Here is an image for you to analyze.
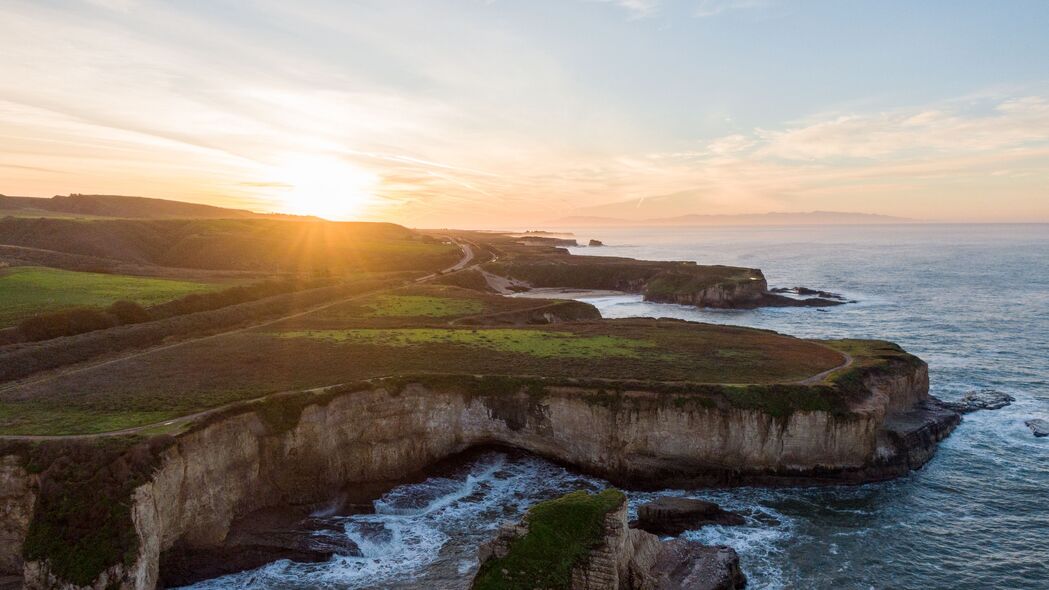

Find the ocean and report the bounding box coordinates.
[183,223,1049,590]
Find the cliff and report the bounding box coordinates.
[1,354,957,588]
[472,489,745,590]
[485,254,842,309]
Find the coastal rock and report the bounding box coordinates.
[159,514,360,587]
[769,286,847,300]
[12,358,951,589]
[644,274,847,310]
[588,239,605,247]
[940,390,1015,413]
[1025,419,1049,438]
[650,539,746,590]
[473,490,744,590]
[634,497,745,536]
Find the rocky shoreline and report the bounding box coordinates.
[473,490,746,590]
[0,347,961,589]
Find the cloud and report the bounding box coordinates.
[694,0,774,18]
[753,97,1049,160]
[588,0,660,18]
[569,95,1049,221]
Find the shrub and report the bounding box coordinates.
[107,300,151,325]
[18,307,117,342]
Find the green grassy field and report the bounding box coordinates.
[0,266,228,326]
[0,312,846,434]
[362,294,485,317]
[280,328,657,358]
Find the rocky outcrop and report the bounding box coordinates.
[8,356,954,588]
[650,540,746,590]
[634,497,745,536]
[474,490,744,590]
[588,240,605,247]
[645,276,770,308]
[940,390,1015,413]
[643,274,845,309]
[1025,419,1049,438]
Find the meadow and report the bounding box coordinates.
[0,266,226,326]
[0,284,848,435]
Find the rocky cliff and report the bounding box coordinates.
[643,275,770,308]
[0,457,34,580]
[3,356,957,589]
[472,489,745,590]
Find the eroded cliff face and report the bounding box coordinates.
[15,360,952,589]
[0,456,34,578]
[644,277,769,309]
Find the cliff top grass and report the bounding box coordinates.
[484,253,761,293]
[0,314,847,435]
[472,489,625,590]
[278,328,657,359]
[468,231,761,293]
[0,266,229,327]
[269,284,598,329]
[361,294,485,317]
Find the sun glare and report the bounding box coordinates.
[276,156,378,220]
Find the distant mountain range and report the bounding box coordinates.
[552,211,917,227]
[0,194,307,220]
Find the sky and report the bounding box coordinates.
[1,0,1048,226]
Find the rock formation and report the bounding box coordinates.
[0,352,957,589]
[634,497,745,536]
[1025,419,1049,438]
[940,390,1015,413]
[472,490,745,590]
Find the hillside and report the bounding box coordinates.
[0,217,458,274]
[0,194,303,220]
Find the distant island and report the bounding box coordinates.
[553,211,917,227]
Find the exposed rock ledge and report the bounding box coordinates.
[1,360,958,589]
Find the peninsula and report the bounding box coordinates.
[0,200,959,589]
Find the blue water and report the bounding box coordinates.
[185,224,1049,590]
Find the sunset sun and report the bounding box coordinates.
[276,156,378,220]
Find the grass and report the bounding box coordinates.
[278,328,657,359]
[0,317,850,435]
[273,284,600,328]
[0,266,225,326]
[362,294,484,318]
[473,489,625,590]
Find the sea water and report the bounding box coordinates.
[183,224,1049,589]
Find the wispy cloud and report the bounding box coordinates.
[587,0,660,18]
[2,1,1048,224]
[694,0,775,18]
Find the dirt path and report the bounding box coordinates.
[797,346,854,385]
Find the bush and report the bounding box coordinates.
[18,308,118,342]
[107,300,151,325]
